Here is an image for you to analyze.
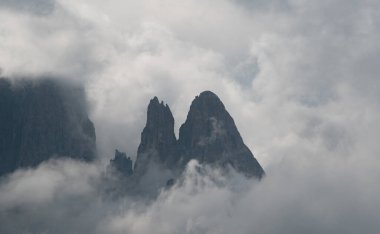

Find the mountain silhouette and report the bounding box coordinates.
[0,78,96,176]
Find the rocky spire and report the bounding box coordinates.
[109,150,133,176]
[178,91,264,178]
[133,97,178,175]
[129,90,264,185]
[0,78,96,176]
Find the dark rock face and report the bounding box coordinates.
[133,97,178,176]
[109,150,133,176]
[0,78,96,176]
[133,90,264,183]
[178,91,264,178]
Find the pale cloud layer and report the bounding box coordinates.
[0,0,379,233]
[1,157,379,233]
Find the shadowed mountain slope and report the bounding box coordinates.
[0,78,96,176]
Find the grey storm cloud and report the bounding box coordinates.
[0,0,380,233]
[0,0,55,15]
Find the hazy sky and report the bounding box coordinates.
[0,0,380,233]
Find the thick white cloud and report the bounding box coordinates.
[0,0,380,233]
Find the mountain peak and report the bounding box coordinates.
[193,90,225,109]
[109,150,133,176]
[151,96,159,103]
[179,90,264,178]
[133,91,264,186]
[199,90,218,97]
[134,96,177,175]
[183,91,229,128]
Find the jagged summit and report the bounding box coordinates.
[132,91,264,182]
[109,150,133,176]
[134,96,178,175]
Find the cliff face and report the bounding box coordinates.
[132,91,264,184]
[178,91,264,178]
[0,78,96,176]
[133,97,178,176]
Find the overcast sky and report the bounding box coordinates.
[0,0,380,233]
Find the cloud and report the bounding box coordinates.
[1,157,379,234]
[1,0,380,233]
[0,0,55,15]
[0,159,102,234]
[101,155,380,234]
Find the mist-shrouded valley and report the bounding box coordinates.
[1,0,380,234]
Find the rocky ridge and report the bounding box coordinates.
[110,91,265,192]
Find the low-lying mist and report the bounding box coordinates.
[1,149,379,234]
